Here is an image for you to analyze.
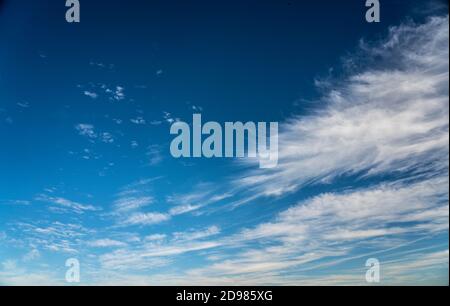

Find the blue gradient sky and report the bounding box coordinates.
[0,0,448,285]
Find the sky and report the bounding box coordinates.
[0,0,448,285]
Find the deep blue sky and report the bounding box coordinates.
[0,0,436,197]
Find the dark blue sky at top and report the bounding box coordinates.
[1,0,429,117]
[0,0,445,205]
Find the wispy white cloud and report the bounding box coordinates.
[75,124,115,144]
[123,212,170,226]
[146,145,163,166]
[100,132,114,143]
[173,226,220,242]
[22,248,40,261]
[83,91,98,99]
[16,102,30,108]
[89,61,114,70]
[79,83,126,101]
[11,221,94,254]
[145,234,167,242]
[162,111,179,124]
[111,86,125,101]
[109,178,171,228]
[87,239,127,248]
[236,15,449,199]
[99,240,220,271]
[167,185,234,216]
[0,259,61,286]
[113,196,154,212]
[178,177,447,282]
[35,194,99,214]
[130,117,146,125]
[0,199,31,206]
[75,123,97,139]
[131,140,139,148]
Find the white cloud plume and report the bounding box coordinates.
[22,249,40,261]
[237,15,449,198]
[75,124,115,144]
[35,194,99,214]
[113,196,154,212]
[88,239,127,248]
[130,117,146,125]
[123,212,170,226]
[83,91,98,99]
[173,226,220,241]
[75,123,97,139]
[11,221,94,254]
